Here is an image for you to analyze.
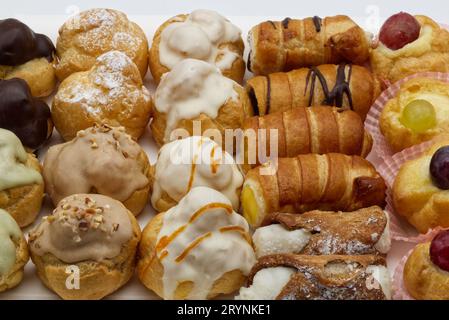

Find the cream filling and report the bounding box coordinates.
[366,265,392,300]
[374,213,391,254]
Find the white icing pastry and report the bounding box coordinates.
[154,58,238,143]
[366,265,392,300]
[156,186,255,300]
[235,267,295,300]
[151,136,243,210]
[159,10,241,72]
[0,209,21,276]
[0,129,42,191]
[252,224,311,258]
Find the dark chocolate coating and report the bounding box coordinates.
[0,78,51,149]
[0,18,55,66]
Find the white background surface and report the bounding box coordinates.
[1,0,441,300]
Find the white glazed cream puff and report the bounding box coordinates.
[29,194,141,300]
[44,125,151,216]
[0,209,29,293]
[150,136,243,213]
[149,9,245,84]
[137,187,256,300]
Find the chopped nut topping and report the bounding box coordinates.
[78,220,89,231]
[112,223,119,232]
[73,235,82,243]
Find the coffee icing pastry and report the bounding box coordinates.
[29,194,141,300]
[237,254,391,300]
[44,125,150,216]
[253,206,390,258]
[137,187,256,300]
[55,8,148,81]
[151,58,252,147]
[149,9,245,84]
[150,136,243,212]
[0,129,44,227]
[0,78,52,151]
[0,209,29,293]
[0,18,56,97]
[52,50,151,141]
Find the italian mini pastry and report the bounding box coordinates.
[237,254,391,300]
[404,229,449,299]
[248,15,371,76]
[242,153,386,227]
[0,78,52,151]
[151,58,252,146]
[253,206,390,258]
[0,209,29,293]
[393,138,449,233]
[52,50,151,141]
[150,136,243,212]
[380,77,449,152]
[44,125,150,216]
[149,9,245,84]
[241,106,372,170]
[55,8,148,81]
[29,194,141,300]
[0,18,56,97]
[137,187,256,300]
[0,129,44,227]
[371,12,449,85]
[246,64,380,120]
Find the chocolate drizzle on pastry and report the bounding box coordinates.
[0,78,51,150]
[268,20,277,29]
[0,18,55,66]
[304,63,353,109]
[312,16,322,32]
[282,18,291,29]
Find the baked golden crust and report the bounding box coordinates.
[149,14,245,84]
[371,15,449,85]
[380,77,449,152]
[0,232,29,293]
[30,209,141,300]
[404,242,449,300]
[0,153,44,228]
[55,8,148,81]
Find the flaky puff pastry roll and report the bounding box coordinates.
[241,153,386,227]
[246,64,380,120]
[248,16,371,76]
[236,254,391,300]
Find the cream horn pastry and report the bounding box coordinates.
[253,206,391,258]
[246,64,380,120]
[150,136,243,212]
[241,106,372,171]
[242,153,386,227]
[248,15,371,76]
[151,58,252,147]
[236,254,391,300]
[44,124,151,216]
[149,9,245,84]
[137,187,256,300]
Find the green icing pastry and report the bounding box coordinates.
[0,209,21,276]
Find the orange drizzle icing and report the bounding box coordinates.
[186,155,197,193]
[210,145,220,174]
[156,225,187,252]
[175,232,212,263]
[189,202,232,223]
[220,226,252,244]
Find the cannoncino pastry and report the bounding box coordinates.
[393,137,449,233]
[403,229,449,300]
[137,187,256,300]
[150,136,243,213]
[0,78,52,151]
[237,254,391,300]
[0,129,44,227]
[151,58,252,147]
[248,15,371,75]
[0,209,29,293]
[0,18,56,97]
[242,153,386,228]
[380,77,449,152]
[371,13,449,85]
[52,50,151,141]
[149,9,245,84]
[44,125,151,216]
[29,194,141,300]
[55,8,148,81]
[253,206,391,258]
[246,64,380,120]
[241,106,372,171]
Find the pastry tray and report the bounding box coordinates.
[0,13,415,300]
